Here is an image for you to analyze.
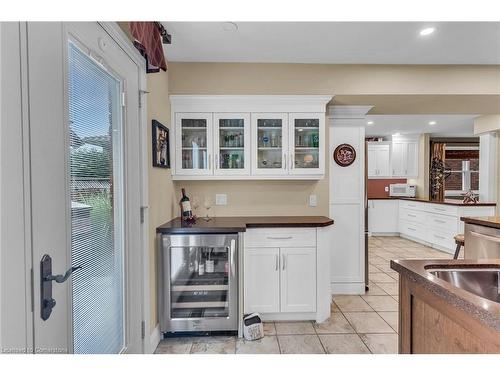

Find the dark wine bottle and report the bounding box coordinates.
[180,188,192,219]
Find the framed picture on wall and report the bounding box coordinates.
[152,120,170,168]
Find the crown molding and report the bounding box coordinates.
[327,105,373,119]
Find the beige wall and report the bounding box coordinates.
[147,71,175,330]
[497,133,500,214]
[169,62,500,213]
[474,115,500,134]
[118,23,175,331]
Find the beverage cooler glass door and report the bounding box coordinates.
[160,234,238,333]
[175,113,213,175]
[251,113,288,175]
[214,113,250,176]
[289,113,323,174]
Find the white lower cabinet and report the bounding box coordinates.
[243,228,320,319]
[244,246,316,314]
[243,248,280,313]
[280,247,316,313]
[368,199,399,234]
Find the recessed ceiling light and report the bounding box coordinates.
[419,27,435,36]
[222,22,238,32]
[367,121,374,125]
[428,121,437,125]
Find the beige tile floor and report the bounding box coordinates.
[155,236,457,354]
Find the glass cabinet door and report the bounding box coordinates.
[169,245,230,319]
[175,113,213,175]
[252,113,288,175]
[214,113,250,175]
[289,114,323,174]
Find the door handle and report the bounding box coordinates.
[282,254,286,270]
[275,254,279,271]
[40,254,82,321]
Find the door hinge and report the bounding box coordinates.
[138,90,149,109]
[141,321,146,339]
[140,206,148,224]
[121,92,126,107]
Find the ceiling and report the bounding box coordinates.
[364,115,477,137]
[163,22,500,64]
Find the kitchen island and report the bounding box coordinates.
[391,259,500,353]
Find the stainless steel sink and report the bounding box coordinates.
[428,268,500,303]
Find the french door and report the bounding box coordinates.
[28,22,143,353]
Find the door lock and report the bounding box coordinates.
[40,254,82,321]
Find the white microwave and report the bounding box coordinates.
[389,183,416,197]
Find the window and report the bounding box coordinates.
[444,146,479,198]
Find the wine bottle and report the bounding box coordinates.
[180,188,193,219]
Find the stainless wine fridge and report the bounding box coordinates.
[158,233,239,334]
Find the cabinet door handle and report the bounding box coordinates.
[434,219,446,224]
[208,154,212,170]
[282,254,286,270]
[283,153,287,170]
[275,254,279,271]
[408,214,417,218]
[215,154,219,170]
[266,236,293,240]
[290,153,293,169]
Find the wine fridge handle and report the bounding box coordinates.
[230,240,236,278]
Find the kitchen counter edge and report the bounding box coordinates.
[156,216,334,234]
[461,216,500,230]
[368,197,496,207]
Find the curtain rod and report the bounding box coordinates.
[154,22,172,44]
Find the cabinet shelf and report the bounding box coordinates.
[220,147,244,150]
[258,147,282,150]
[182,147,207,150]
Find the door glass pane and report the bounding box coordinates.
[294,118,319,169]
[218,118,245,170]
[68,42,124,354]
[181,119,208,169]
[170,246,229,318]
[257,119,283,169]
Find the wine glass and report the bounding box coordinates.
[203,196,212,221]
[191,195,200,217]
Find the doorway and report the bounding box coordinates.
[4,22,146,354]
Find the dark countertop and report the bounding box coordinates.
[156,216,334,234]
[368,196,496,207]
[461,216,500,230]
[391,259,500,332]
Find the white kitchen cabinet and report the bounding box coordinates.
[213,113,251,176]
[280,247,316,312]
[392,140,418,177]
[170,95,332,180]
[368,199,399,234]
[367,142,391,178]
[174,113,213,176]
[288,113,325,176]
[244,247,280,313]
[243,228,326,320]
[251,113,289,176]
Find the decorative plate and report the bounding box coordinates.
[333,144,356,167]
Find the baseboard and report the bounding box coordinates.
[371,232,399,236]
[331,282,365,295]
[149,324,161,354]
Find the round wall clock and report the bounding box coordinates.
[333,144,356,167]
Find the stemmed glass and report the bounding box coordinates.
[191,195,200,217]
[203,196,212,221]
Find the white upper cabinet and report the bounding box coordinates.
[170,95,331,180]
[367,142,391,178]
[367,136,419,179]
[392,139,419,178]
[213,113,251,176]
[289,113,325,175]
[174,113,213,176]
[251,113,289,176]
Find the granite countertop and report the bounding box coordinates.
[391,259,500,331]
[368,196,497,207]
[461,216,500,230]
[156,216,334,234]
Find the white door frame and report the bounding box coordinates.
[0,21,151,354]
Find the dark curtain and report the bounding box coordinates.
[429,142,447,201]
[129,22,167,73]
